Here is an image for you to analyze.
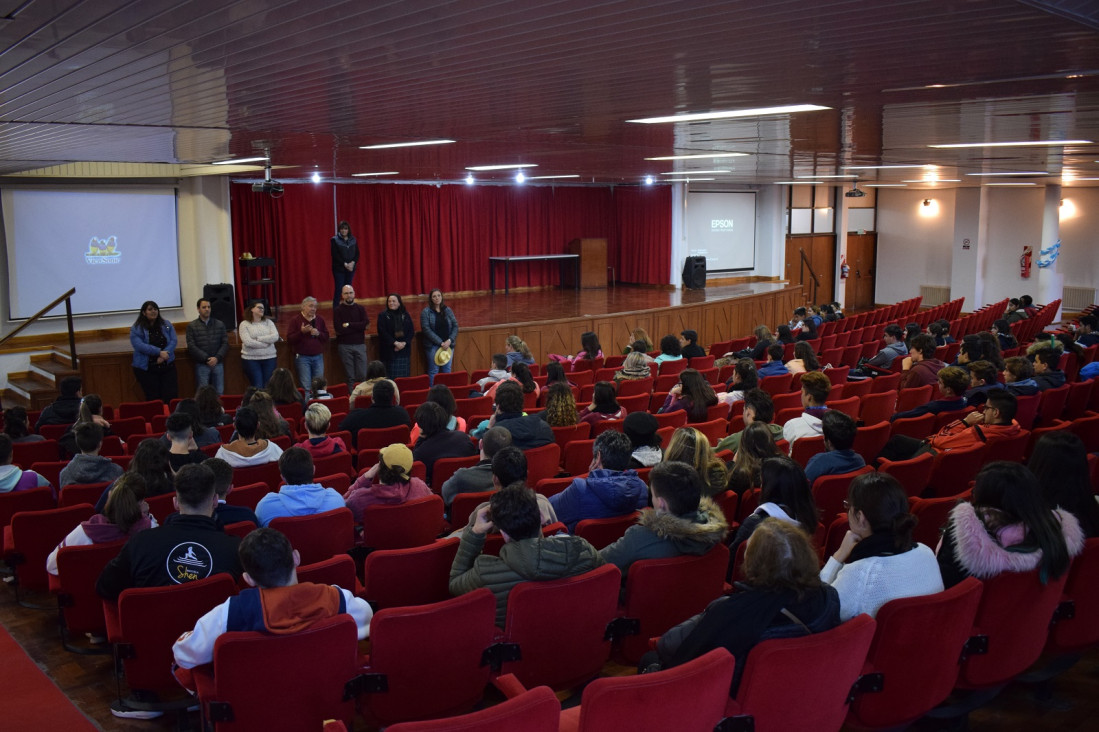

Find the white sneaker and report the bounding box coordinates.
[110,699,163,719]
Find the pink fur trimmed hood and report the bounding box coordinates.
[946,502,1086,579]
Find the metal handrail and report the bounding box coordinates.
[0,288,79,369]
[798,250,821,304]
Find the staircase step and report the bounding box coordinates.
[0,390,31,409]
[30,352,79,382]
[6,372,59,410]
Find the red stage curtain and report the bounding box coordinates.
[230,182,670,307]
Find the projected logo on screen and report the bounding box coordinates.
[711,219,735,231]
[84,236,121,264]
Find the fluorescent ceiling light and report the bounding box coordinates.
[929,140,1091,149]
[351,171,399,177]
[527,174,580,180]
[842,164,935,170]
[661,169,730,175]
[627,104,830,124]
[1071,177,1099,181]
[901,179,961,183]
[663,177,716,181]
[985,182,1037,186]
[211,156,268,165]
[966,171,1049,177]
[360,139,455,149]
[776,181,825,185]
[645,153,748,161]
[795,174,858,179]
[465,163,538,171]
[863,184,907,187]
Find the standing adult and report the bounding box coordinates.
[377,293,415,379]
[420,289,458,385]
[333,284,369,388]
[130,300,178,403]
[185,298,228,395]
[238,300,280,388]
[330,220,358,310]
[286,296,329,400]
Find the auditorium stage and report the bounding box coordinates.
[77,282,803,406]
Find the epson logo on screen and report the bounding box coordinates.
[711,219,735,230]
[85,236,122,264]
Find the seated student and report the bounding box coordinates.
[1020,294,1039,318]
[549,431,649,532]
[172,527,372,675]
[804,411,865,487]
[254,448,345,527]
[310,376,334,400]
[450,445,558,530]
[865,324,908,371]
[796,316,818,342]
[775,325,795,345]
[664,427,727,498]
[781,371,831,447]
[716,359,759,407]
[409,384,467,442]
[937,461,1084,589]
[412,402,478,485]
[898,333,946,389]
[1032,346,1066,391]
[788,306,807,331]
[449,482,604,625]
[59,422,125,488]
[892,366,969,421]
[729,457,818,562]
[660,369,719,423]
[877,388,1022,463]
[548,330,604,368]
[1002,356,1040,396]
[615,351,654,383]
[342,443,431,524]
[163,399,221,448]
[47,473,156,575]
[786,342,820,374]
[928,321,949,347]
[1030,432,1099,539]
[349,360,392,409]
[247,390,294,440]
[164,412,207,472]
[1076,314,1099,348]
[1003,297,1028,323]
[441,427,511,509]
[4,406,44,444]
[820,473,943,620]
[717,388,781,455]
[623,411,662,468]
[653,334,684,365]
[482,362,539,404]
[724,422,785,496]
[963,360,1001,408]
[579,381,628,426]
[475,353,511,393]
[0,434,50,495]
[647,519,839,696]
[266,367,307,410]
[339,379,411,440]
[679,330,707,360]
[481,381,554,449]
[295,403,347,459]
[204,457,260,528]
[990,319,1018,351]
[35,375,82,433]
[214,407,284,468]
[537,382,579,427]
[504,335,537,369]
[757,344,790,378]
[600,461,727,579]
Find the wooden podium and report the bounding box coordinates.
[564,238,607,289]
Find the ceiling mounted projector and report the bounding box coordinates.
[251,155,283,196]
[845,183,866,198]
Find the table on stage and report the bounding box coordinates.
[489,254,580,294]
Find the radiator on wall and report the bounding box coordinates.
[1062,286,1096,313]
[919,285,951,308]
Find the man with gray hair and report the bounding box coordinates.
[286,296,329,399]
[548,431,649,532]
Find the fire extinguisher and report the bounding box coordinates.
[840,256,850,279]
[1020,246,1033,279]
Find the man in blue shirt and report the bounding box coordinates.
[805,410,865,486]
[757,344,790,377]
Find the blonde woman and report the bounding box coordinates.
[664,427,728,497]
[505,335,536,368]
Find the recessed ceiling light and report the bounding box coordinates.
[465,163,538,171]
[966,171,1049,176]
[795,174,858,179]
[211,156,268,165]
[645,153,748,161]
[627,104,830,124]
[985,182,1038,186]
[527,174,580,180]
[351,171,399,177]
[515,171,526,183]
[644,176,654,185]
[465,174,474,185]
[842,165,935,170]
[929,140,1091,149]
[863,184,908,187]
[311,172,321,183]
[360,139,455,149]
[661,169,730,175]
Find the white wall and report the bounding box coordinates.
[983,188,1045,302]
[875,189,956,302]
[1058,187,1099,290]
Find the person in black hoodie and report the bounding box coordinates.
[679,330,707,360]
[35,375,82,433]
[1032,347,1066,391]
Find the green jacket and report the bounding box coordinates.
[449,528,604,625]
[716,421,784,454]
[599,497,728,580]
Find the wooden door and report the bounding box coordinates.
[785,235,836,307]
[844,234,877,311]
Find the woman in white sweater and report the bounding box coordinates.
[820,472,943,620]
[239,300,281,387]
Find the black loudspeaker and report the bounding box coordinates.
[203,283,236,330]
[682,256,707,290]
